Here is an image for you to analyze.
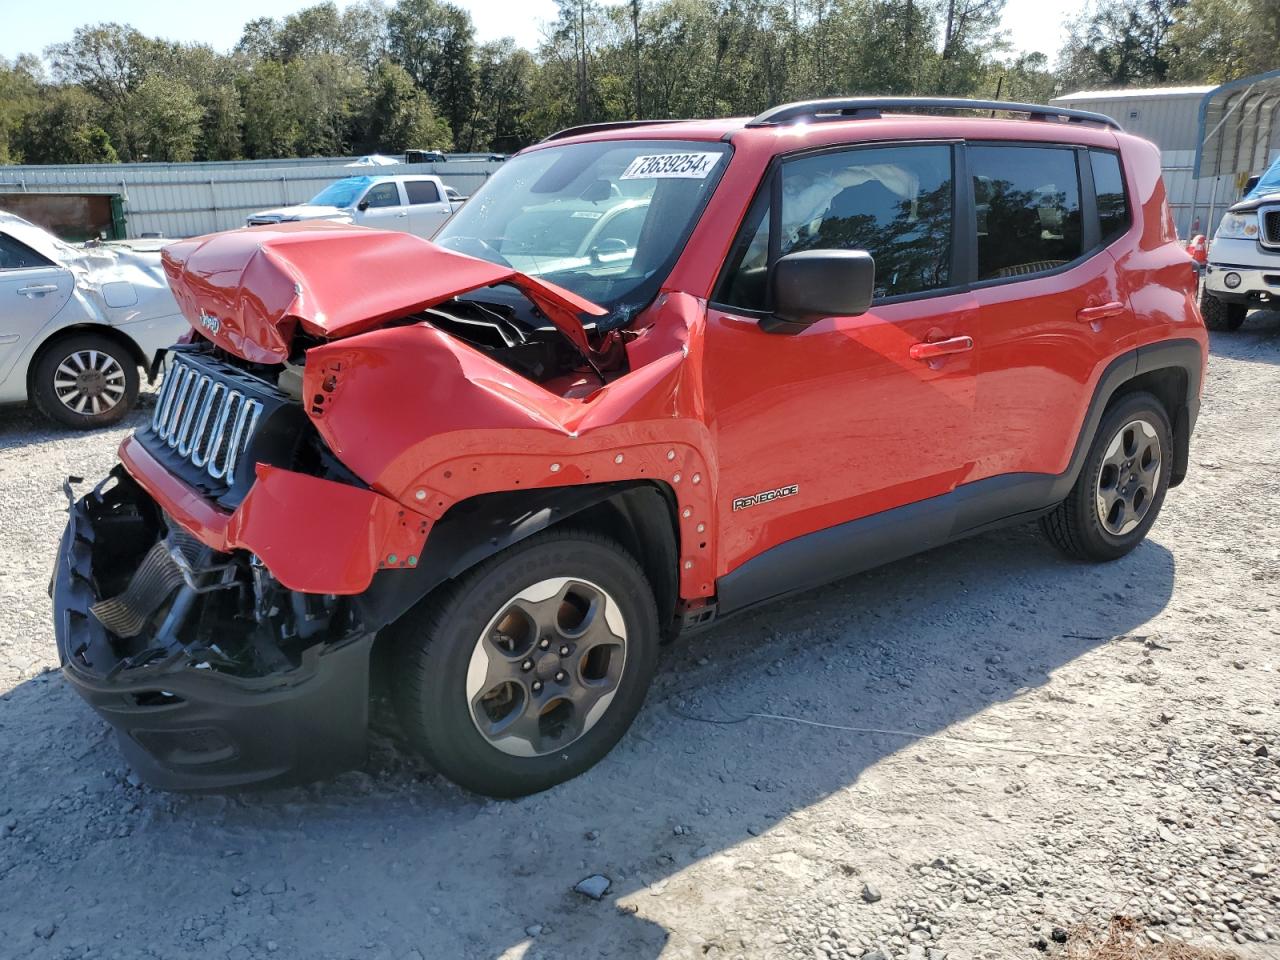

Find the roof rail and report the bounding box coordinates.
[540,119,692,143]
[746,97,1123,131]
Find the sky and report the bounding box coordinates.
[0,0,1083,64]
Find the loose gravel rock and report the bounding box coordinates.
[2,315,1280,959]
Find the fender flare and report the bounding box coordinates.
[952,336,1204,535]
[354,481,680,634]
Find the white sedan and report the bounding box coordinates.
[0,212,187,428]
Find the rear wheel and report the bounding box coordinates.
[32,333,139,429]
[1040,391,1172,562]
[1200,290,1247,331]
[391,529,659,797]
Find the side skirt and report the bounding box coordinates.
[713,472,1054,618]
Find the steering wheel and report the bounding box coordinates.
[435,236,512,268]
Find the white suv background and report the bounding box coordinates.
[1201,192,1280,330]
[246,174,461,239]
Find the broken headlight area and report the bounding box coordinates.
[52,468,373,790]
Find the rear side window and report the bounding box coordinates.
[1090,150,1131,243]
[969,145,1082,280]
[405,180,440,204]
[719,143,954,310]
[363,182,401,207]
[0,233,55,270]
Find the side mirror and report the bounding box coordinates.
[356,199,370,211]
[760,249,875,334]
[590,237,630,263]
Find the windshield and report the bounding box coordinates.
[1246,155,1280,201]
[308,177,373,208]
[435,139,731,327]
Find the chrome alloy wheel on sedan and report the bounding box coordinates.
[52,348,128,417]
[1095,417,1162,537]
[465,577,627,758]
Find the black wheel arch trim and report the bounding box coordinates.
[714,338,1203,618]
[356,481,680,636]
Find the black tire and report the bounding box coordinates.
[1199,291,1247,331]
[32,333,140,429]
[1040,391,1173,562]
[390,528,660,798]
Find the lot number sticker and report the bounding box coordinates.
[620,152,721,180]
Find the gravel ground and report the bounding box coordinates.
[2,313,1278,960]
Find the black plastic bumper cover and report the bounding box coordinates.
[52,484,374,791]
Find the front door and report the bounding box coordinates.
[706,141,977,578]
[354,181,410,232]
[0,232,72,387]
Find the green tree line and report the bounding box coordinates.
[0,0,1275,165]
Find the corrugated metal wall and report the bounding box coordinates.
[1053,90,1280,238]
[0,157,503,239]
[1056,92,1210,151]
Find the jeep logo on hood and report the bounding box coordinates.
[199,311,220,335]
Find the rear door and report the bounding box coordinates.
[353,181,410,232]
[0,232,73,388]
[965,142,1135,486]
[404,178,453,237]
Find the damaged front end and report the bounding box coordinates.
[52,469,373,790]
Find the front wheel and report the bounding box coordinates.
[1200,290,1247,331]
[1040,391,1172,562]
[390,529,659,797]
[32,333,139,429]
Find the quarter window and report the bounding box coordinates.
[362,183,401,208]
[404,180,441,204]
[1090,150,1131,243]
[0,234,55,270]
[969,145,1082,280]
[719,143,954,310]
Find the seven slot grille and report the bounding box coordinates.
[150,354,263,482]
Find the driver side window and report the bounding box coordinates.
[362,183,401,208]
[718,143,955,311]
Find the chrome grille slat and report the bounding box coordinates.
[150,355,264,485]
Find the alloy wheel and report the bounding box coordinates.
[53,349,127,417]
[465,577,628,758]
[1095,417,1162,536]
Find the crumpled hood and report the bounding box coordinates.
[161,221,607,364]
[248,204,352,223]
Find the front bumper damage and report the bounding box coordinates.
[52,469,375,790]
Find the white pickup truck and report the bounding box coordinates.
[246,174,464,239]
[1200,157,1280,331]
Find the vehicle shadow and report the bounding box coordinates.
[0,522,1175,959]
[0,393,154,455]
[1209,306,1280,362]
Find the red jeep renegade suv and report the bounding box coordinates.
[52,98,1206,797]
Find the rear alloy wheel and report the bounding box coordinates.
[1040,391,1172,562]
[33,333,139,429]
[391,529,659,797]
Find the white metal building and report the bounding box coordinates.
[1053,83,1280,238]
[0,155,503,240]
